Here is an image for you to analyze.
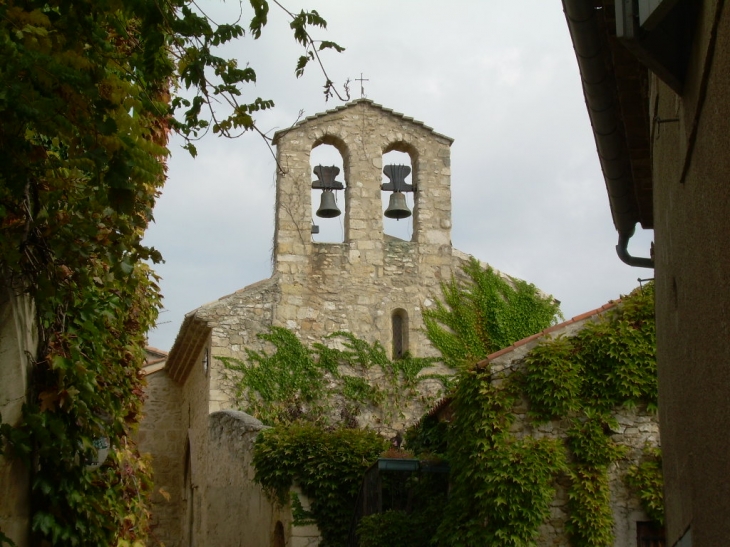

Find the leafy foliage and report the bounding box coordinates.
[253,424,387,547]
[357,506,442,547]
[401,283,660,547]
[423,258,561,368]
[626,447,664,524]
[0,0,344,543]
[219,328,447,428]
[434,371,567,547]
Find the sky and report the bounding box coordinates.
[143,0,655,351]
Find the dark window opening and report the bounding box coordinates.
[637,521,666,547]
[392,309,408,359]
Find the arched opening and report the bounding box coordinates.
[311,141,346,243]
[382,148,415,241]
[392,308,409,359]
[271,521,285,547]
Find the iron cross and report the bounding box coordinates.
[355,73,369,98]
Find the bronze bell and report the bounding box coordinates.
[316,189,341,218]
[384,192,411,219]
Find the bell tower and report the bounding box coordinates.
[270,99,454,354]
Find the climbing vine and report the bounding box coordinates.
[423,257,561,369]
[253,423,387,547]
[403,283,660,546]
[626,446,664,524]
[0,0,345,544]
[219,328,449,428]
[434,371,567,546]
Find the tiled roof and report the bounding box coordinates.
[272,98,454,144]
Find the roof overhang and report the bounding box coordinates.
[562,0,655,267]
[165,312,211,384]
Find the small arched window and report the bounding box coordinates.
[392,309,409,359]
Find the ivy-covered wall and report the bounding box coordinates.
[428,284,661,547]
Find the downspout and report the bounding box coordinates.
[562,0,654,269]
[616,231,654,269]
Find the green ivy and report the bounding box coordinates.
[423,258,561,369]
[219,328,448,428]
[434,371,567,547]
[402,283,660,547]
[626,447,664,525]
[0,0,345,543]
[253,424,387,547]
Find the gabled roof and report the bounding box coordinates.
[271,98,454,145]
[164,276,278,384]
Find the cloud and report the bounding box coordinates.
[144,1,655,350]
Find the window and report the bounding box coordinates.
[637,521,665,547]
[392,309,408,359]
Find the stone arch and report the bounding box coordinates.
[382,141,420,241]
[391,308,409,359]
[310,134,350,243]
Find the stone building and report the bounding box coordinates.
[424,301,662,546]
[485,302,661,547]
[561,1,730,544]
[141,100,485,546]
[139,99,664,547]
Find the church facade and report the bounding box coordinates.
[141,100,483,546]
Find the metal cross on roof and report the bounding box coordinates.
[355,73,369,98]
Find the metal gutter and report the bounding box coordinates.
[561,0,654,268]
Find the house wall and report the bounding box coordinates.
[181,339,213,547]
[488,316,660,547]
[137,368,185,547]
[0,287,37,547]
[650,1,730,544]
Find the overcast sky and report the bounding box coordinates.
[143,0,654,351]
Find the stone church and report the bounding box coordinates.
[140,99,482,546]
[138,100,660,547]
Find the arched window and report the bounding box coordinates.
[382,148,415,241]
[392,309,409,359]
[311,142,346,243]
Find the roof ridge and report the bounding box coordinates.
[272,99,453,144]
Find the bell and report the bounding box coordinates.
[384,192,411,219]
[316,190,341,218]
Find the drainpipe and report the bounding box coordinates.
[616,229,654,269]
[562,0,654,269]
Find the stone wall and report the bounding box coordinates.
[0,287,38,547]
[487,314,660,547]
[138,367,184,547]
[206,411,300,547]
